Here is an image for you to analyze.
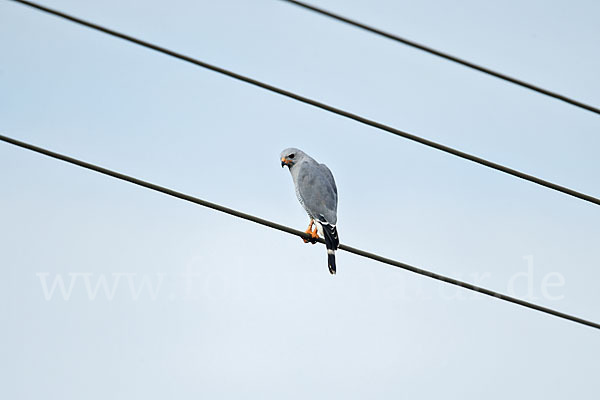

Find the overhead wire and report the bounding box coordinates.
[1,133,599,330]
[281,0,600,116]
[8,0,600,207]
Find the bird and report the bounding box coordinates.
[280,148,339,274]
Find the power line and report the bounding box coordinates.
[281,0,600,116]
[10,0,600,207]
[1,133,599,331]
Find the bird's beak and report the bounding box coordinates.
[281,157,291,168]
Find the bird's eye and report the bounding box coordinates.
[288,154,295,159]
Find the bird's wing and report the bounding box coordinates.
[319,163,338,197]
[297,161,338,225]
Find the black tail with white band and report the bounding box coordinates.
[320,221,339,275]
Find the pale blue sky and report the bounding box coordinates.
[1,0,599,398]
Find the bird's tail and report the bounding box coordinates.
[322,223,339,275]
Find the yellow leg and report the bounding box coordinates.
[303,219,314,243]
[310,224,319,240]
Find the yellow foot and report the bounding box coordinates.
[303,219,314,243]
[310,225,319,242]
[303,223,319,244]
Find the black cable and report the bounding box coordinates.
[1,133,599,330]
[281,0,600,116]
[9,0,600,207]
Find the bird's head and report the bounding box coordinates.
[280,148,305,169]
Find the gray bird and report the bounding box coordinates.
[280,148,339,274]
